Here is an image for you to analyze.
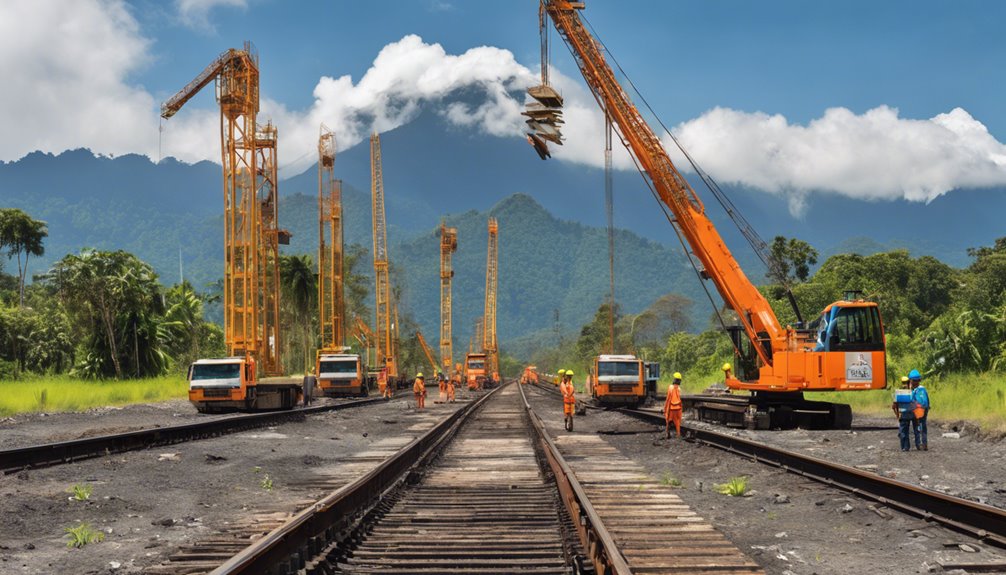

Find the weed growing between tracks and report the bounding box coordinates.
[64,523,104,548]
[0,375,188,416]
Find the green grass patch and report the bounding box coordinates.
[715,476,750,497]
[67,483,92,501]
[0,375,188,416]
[65,523,104,548]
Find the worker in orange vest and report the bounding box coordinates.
[560,369,576,432]
[437,371,447,403]
[446,371,456,403]
[413,373,426,409]
[381,369,394,400]
[663,372,683,438]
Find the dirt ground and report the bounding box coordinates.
[524,385,1006,575]
[0,392,471,575]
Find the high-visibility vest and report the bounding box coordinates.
[413,379,425,394]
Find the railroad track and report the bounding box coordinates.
[0,397,387,474]
[144,382,763,575]
[621,406,1006,550]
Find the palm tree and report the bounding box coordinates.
[0,208,47,308]
[280,254,316,373]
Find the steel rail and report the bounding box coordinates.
[518,382,633,575]
[209,385,504,575]
[622,407,1006,549]
[0,398,386,474]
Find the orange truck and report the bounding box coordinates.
[520,365,539,385]
[587,354,648,407]
[187,356,302,413]
[464,352,488,390]
[316,351,372,397]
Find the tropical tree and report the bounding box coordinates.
[280,254,316,373]
[0,208,48,307]
[767,235,818,285]
[45,249,166,378]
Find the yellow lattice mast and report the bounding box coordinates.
[484,217,500,378]
[439,223,458,371]
[317,125,344,351]
[370,133,397,378]
[254,121,287,376]
[161,43,283,373]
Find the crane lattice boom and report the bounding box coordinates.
[440,223,458,372]
[371,133,397,378]
[318,125,345,351]
[483,218,499,378]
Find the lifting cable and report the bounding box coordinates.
[581,14,803,324]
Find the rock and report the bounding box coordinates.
[815,500,827,506]
[920,474,930,480]
[775,531,788,538]
[157,453,180,462]
[867,445,876,450]
[153,517,174,527]
[204,453,227,462]
[773,494,791,504]
[959,543,978,553]
[23,543,34,550]
[839,503,854,513]
[109,561,121,569]
[921,561,942,572]
[942,432,961,439]
[362,432,368,437]
[302,455,322,466]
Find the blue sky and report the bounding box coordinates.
[4,0,1006,210]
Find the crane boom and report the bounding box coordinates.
[371,133,397,378]
[540,1,885,397]
[318,125,345,350]
[415,331,440,375]
[483,218,499,379]
[439,223,458,371]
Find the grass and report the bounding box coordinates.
[0,374,189,417]
[714,476,750,497]
[65,523,104,548]
[68,483,92,501]
[659,472,683,488]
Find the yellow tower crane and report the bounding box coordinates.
[483,218,500,385]
[162,43,300,411]
[370,133,399,393]
[439,223,458,372]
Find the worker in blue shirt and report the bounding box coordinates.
[891,376,916,452]
[909,369,929,451]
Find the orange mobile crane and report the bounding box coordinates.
[370,133,403,394]
[537,2,886,428]
[415,330,440,376]
[440,223,458,373]
[315,126,371,397]
[162,43,299,412]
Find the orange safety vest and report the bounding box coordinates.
[561,381,576,405]
[664,385,682,418]
[413,379,425,394]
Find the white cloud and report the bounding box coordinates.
[174,0,247,31]
[670,106,1006,214]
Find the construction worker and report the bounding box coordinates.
[663,372,684,438]
[413,373,426,409]
[556,368,566,387]
[446,372,456,403]
[909,369,929,451]
[560,369,576,431]
[891,376,916,452]
[381,369,394,400]
[437,371,447,403]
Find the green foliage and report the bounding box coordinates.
[0,304,74,377]
[68,483,92,501]
[575,302,621,362]
[260,474,274,491]
[280,254,318,374]
[0,208,48,307]
[0,375,188,416]
[65,523,104,548]
[659,473,683,488]
[768,235,818,284]
[714,476,750,497]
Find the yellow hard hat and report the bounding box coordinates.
[566,370,574,376]
[673,372,682,380]
[900,376,909,383]
[416,372,424,379]
[722,363,732,372]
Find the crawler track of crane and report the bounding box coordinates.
[620,406,1006,549]
[0,398,386,474]
[160,382,763,575]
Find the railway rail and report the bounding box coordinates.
[0,397,386,475]
[621,406,1006,550]
[143,382,762,575]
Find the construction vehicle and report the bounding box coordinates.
[415,330,440,376]
[464,352,489,390]
[482,218,500,387]
[536,2,886,428]
[314,125,370,397]
[644,361,660,401]
[520,365,539,385]
[370,133,405,395]
[586,354,647,407]
[162,43,299,413]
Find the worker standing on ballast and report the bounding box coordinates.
[560,369,576,431]
[437,371,447,404]
[663,372,684,438]
[413,373,426,409]
[446,371,456,403]
[382,369,394,400]
[892,376,916,452]
[909,369,929,451]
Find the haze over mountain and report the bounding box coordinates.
[3,111,1005,353]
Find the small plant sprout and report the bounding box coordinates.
[714,476,750,497]
[260,474,273,491]
[65,523,104,548]
[68,483,93,501]
[660,473,683,488]
[253,466,262,473]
